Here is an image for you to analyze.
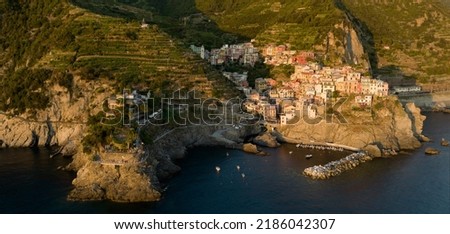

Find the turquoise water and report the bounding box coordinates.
[0,113,449,214]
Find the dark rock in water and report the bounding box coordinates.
[156,159,181,181]
[420,135,431,142]
[242,143,268,156]
[441,139,449,147]
[253,132,280,148]
[243,143,260,154]
[425,147,440,155]
[257,151,270,156]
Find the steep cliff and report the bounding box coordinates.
[315,21,367,66]
[67,124,262,202]
[68,158,161,202]
[277,98,425,156]
[0,76,111,152]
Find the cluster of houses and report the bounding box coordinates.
[190,43,260,66]
[291,63,389,100]
[239,63,390,124]
[191,42,316,67]
[262,44,316,66]
[192,41,424,125]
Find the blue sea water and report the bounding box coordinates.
[0,113,449,214]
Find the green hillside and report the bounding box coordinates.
[196,0,344,49]
[193,0,450,81]
[71,0,347,49]
[70,0,358,68]
[341,0,450,82]
[1,0,449,114]
[0,0,240,113]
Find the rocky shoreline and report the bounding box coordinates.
[66,124,263,202]
[275,102,426,157]
[1,97,432,202]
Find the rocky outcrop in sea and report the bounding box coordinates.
[242,143,268,156]
[252,132,280,148]
[278,99,426,155]
[425,147,440,155]
[67,124,263,201]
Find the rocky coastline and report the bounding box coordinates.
[66,124,263,202]
[1,96,432,202]
[275,101,426,157]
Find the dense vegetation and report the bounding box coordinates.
[0,0,73,70]
[195,0,344,48]
[1,0,449,150]
[1,0,448,115]
[0,0,241,114]
[192,0,450,80]
[341,0,450,80]
[0,68,52,113]
[0,0,72,112]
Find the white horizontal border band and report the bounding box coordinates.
[1,214,449,234]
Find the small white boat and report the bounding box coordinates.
[226,152,230,156]
[236,165,240,171]
[306,154,313,159]
[296,144,301,148]
[289,151,293,155]
[215,166,221,173]
[241,173,246,178]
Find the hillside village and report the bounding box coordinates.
[99,38,425,152]
[102,34,428,135]
[191,42,393,124]
[102,36,427,130]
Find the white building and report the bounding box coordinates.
[307,105,317,119]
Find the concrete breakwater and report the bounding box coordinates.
[303,152,373,180]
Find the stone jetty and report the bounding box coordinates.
[303,152,373,180]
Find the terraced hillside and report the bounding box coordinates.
[135,0,450,83]
[193,0,450,82]
[0,0,241,113]
[71,0,368,67]
[70,0,244,49]
[341,0,450,83]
